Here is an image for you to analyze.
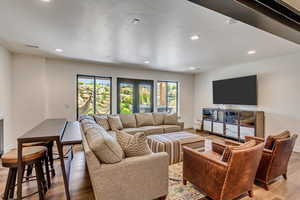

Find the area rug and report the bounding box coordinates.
[168,162,205,200]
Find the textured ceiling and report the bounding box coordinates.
[0,0,299,72]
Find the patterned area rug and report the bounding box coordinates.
[168,162,205,200]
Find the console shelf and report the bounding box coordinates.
[202,108,264,141]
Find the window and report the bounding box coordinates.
[77,75,112,118]
[117,78,153,114]
[157,81,178,113]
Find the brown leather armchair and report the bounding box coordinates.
[182,142,264,200]
[244,135,298,190]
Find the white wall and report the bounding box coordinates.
[194,52,300,151]
[45,59,195,128]
[0,45,12,152]
[8,54,195,149]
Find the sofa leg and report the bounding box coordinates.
[158,195,167,200]
[248,190,253,197]
[283,173,287,180]
[183,179,187,185]
[264,183,269,191]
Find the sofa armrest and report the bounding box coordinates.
[92,152,169,200]
[212,141,226,155]
[245,136,265,143]
[177,120,184,130]
[224,139,241,146]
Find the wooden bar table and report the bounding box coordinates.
[17,119,71,200]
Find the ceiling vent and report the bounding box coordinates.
[25,44,39,48]
[226,18,238,24]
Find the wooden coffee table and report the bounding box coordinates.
[147,131,205,165]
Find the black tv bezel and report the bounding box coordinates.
[212,75,258,106]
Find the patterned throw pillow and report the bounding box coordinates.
[153,113,165,125]
[164,113,178,125]
[119,114,137,128]
[94,115,111,131]
[108,115,124,130]
[116,130,152,157]
[86,126,124,164]
[265,130,290,150]
[221,140,256,162]
[135,113,155,127]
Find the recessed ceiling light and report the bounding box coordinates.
[132,18,141,24]
[189,67,196,70]
[190,35,200,41]
[144,60,150,64]
[247,50,256,55]
[41,0,51,2]
[55,48,63,52]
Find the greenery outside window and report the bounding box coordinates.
[77,75,112,118]
[157,81,178,113]
[117,78,153,114]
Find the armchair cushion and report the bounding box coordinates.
[265,130,290,150]
[221,140,256,162]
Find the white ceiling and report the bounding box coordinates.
[0,0,299,73]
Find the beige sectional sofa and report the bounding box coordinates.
[80,112,182,200]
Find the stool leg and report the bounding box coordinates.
[44,155,51,188]
[35,160,46,200]
[9,168,18,199]
[26,164,33,181]
[3,168,14,200]
[47,142,55,177]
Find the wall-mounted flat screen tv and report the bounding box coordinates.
[213,75,257,105]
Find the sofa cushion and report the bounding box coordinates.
[94,115,110,131]
[265,130,290,150]
[78,115,94,122]
[221,140,256,162]
[120,114,137,128]
[122,128,145,135]
[116,130,152,157]
[152,113,165,125]
[135,113,155,127]
[108,115,124,130]
[140,126,164,135]
[160,125,181,133]
[82,122,99,134]
[164,113,178,125]
[85,125,124,164]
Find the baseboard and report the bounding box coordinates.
[294,145,300,153]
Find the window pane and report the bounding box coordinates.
[139,84,152,113]
[167,82,177,113]
[96,78,111,114]
[120,83,134,114]
[78,77,94,115]
[157,82,167,112]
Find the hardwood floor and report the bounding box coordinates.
[0,131,300,200]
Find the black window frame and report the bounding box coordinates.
[117,78,154,114]
[157,80,179,113]
[76,74,112,119]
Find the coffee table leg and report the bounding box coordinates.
[55,139,71,200]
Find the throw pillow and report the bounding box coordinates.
[86,126,124,164]
[116,130,152,157]
[153,112,165,125]
[221,140,256,162]
[120,114,137,128]
[164,113,178,125]
[108,115,124,130]
[135,113,155,127]
[94,115,111,131]
[265,130,290,150]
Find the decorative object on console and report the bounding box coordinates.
[202,108,264,141]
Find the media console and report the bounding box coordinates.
[202,108,264,141]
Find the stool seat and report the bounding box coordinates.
[2,146,47,164]
[22,142,49,147]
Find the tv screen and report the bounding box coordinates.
[213,75,257,105]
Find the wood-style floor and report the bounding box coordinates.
[1,130,300,200]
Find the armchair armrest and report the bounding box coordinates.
[245,136,265,143]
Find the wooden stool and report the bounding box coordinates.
[1,146,50,200]
[23,141,55,177]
